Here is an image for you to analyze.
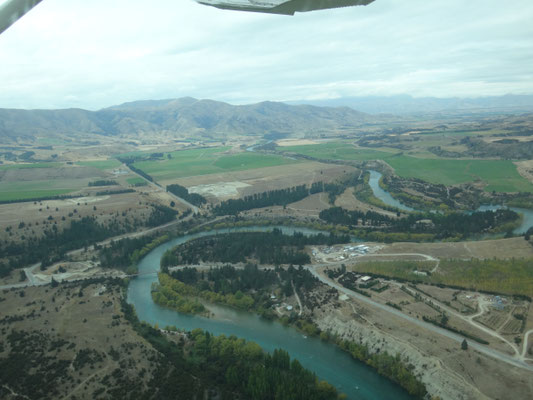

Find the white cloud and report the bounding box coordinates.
[0,0,532,109]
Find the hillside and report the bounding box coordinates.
[0,98,382,143]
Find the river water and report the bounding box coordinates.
[368,170,413,212]
[127,226,414,400]
[368,170,533,234]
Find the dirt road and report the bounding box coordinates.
[305,265,533,373]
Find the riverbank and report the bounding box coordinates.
[312,304,489,400]
[128,226,418,400]
[129,225,533,400]
[151,267,427,398]
[150,261,533,399]
[368,169,533,236]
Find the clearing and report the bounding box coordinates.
[171,162,356,201]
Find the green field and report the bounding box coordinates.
[351,258,533,297]
[0,162,62,171]
[283,142,533,193]
[36,137,71,145]
[282,142,399,161]
[386,157,533,193]
[76,159,122,170]
[126,177,147,185]
[0,180,82,202]
[133,147,299,181]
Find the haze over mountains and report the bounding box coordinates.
[1,95,533,144]
[291,94,533,115]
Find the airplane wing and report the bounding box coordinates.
[196,0,375,15]
[0,0,375,37]
[0,0,43,35]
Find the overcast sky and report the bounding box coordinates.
[0,0,532,110]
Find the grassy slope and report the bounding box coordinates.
[133,147,299,180]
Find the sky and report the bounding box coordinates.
[0,0,532,110]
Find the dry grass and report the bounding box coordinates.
[0,281,160,399]
[376,237,533,259]
[169,162,356,200]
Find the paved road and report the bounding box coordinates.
[305,265,533,372]
[315,252,525,357]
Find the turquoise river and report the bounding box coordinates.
[127,226,414,400]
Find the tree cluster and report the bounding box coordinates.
[146,205,178,227]
[0,217,125,276]
[319,206,519,239]
[99,234,164,271]
[337,339,426,398]
[161,229,349,267]
[122,301,340,400]
[166,183,207,206]
[213,185,312,215]
[319,207,393,227]
[88,180,118,187]
[126,164,153,182]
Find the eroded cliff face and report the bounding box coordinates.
[196,0,375,15]
[312,304,531,400]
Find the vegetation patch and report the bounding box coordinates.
[0,162,62,170]
[99,234,171,274]
[386,157,533,193]
[0,176,89,202]
[88,179,117,186]
[126,176,147,186]
[282,142,398,161]
[131,147,298,181]
[319,206,519,240]
[161,229,349,267]
[124,298,342,400]
[0,183,74,202]
[76,159,122,170]
[166,183,206,206]
[351,258,533,298]
[279,142,533,192]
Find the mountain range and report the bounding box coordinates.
[2,94,533,144]
[0,97,382,143]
